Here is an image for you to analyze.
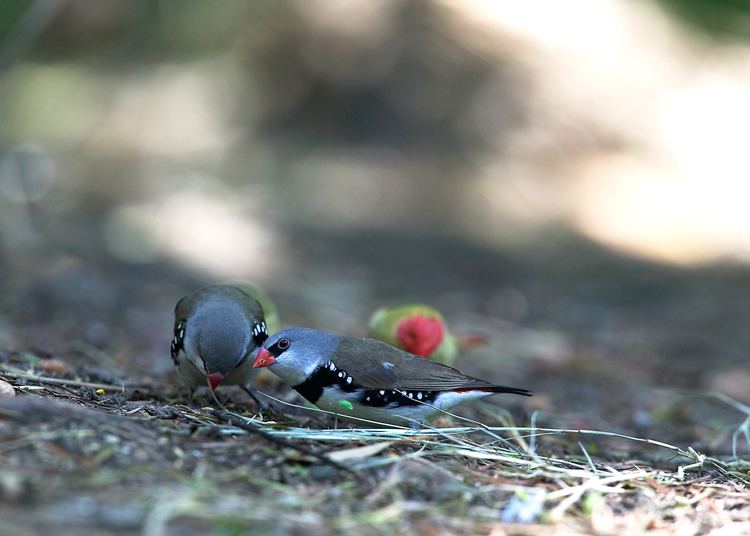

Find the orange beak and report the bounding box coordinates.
[207,372,225,391]
[253,347,275,368]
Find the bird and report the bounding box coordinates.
[220,280,280,336]
[367,304,486,365]
[171,284,269,405]
[253,327,531,427]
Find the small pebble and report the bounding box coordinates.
[79,386,98,400]
[41,359,66,374]
[0,380,15,398]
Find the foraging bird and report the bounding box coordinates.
[367,304,486,365]
[221,281,280,336]
[253,327,530,427]
[171,284,269,404]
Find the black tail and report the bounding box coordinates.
[491,385,532,396]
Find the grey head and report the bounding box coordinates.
[259,327,340,385]
[177,285,267,377]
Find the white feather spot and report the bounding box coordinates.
[329,363,336,371]
[380,390,385,396]
[346,376,352,384]
[408,392,413,398]
[338,371,345,378]
[417,392,423,400]
[366,396,370,402]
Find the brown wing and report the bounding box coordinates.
[332,336,497,392]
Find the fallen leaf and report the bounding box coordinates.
[326,441,393,462]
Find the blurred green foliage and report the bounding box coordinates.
[1,1,284,63]
[0,2,32,43]
[657,0,750,41]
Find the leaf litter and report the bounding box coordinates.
[1,355,750,536]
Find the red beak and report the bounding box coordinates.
[253,347,275,368]
[207,372,225,391]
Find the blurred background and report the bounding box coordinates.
[2,0,750,448]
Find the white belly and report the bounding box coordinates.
[176,349,258,390]
[314,386,494,428]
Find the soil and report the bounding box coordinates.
[2,228,750,535]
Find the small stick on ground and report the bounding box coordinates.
[210,409,355,474]
[0,371,156,395]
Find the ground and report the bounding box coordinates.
[2,230,750,535]
[0,228,750,535]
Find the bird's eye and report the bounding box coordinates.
[277,338,290,350]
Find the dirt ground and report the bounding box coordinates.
[2,229,750,535]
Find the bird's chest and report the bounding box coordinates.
[293,361,357,403]
[173,348,207,389]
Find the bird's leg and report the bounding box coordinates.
[184,388,199,409]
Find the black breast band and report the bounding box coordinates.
[293,361,358,403]
[294,361,440,409]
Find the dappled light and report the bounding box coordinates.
[1,1,748,266]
